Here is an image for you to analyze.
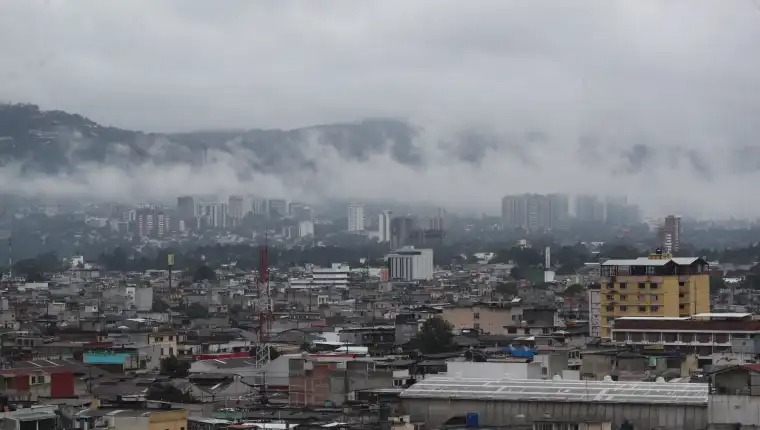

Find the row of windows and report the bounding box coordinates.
[605,294,660,302]
[606,305,660,313]
[609,280,690,290]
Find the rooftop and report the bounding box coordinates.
[400,376,708,405]
[602,256,705,267]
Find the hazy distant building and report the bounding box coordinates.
[604,196,640,227]
[378,210,392,243]
[251,198,268,216]
[177,196,195,221]
[298,221,315,238]
[575,194,605,223]
[135,206,170,239]
[659,215,682,254]
[347,204,365,232]
[387,246,434,281]
[390,216,416,249]
[290,202,314,222]
[228,195,244,220]
[501,194,567,231]
[268,199,288,218]
[197,202,227,229]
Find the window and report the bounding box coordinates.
[474,323,480,331]
[638,282,646,289]
[619,295,627,301]
[620,306,627,311]
[606,295,614,300]
[473,312,480,320]
[638,306,646,312]
[638,295,645,301]
[679,293,685,298]
[651,306,659,312]
[679,281,685,287]
[651,295,658,302]
[619,282,627,289]
[651,283,659,289]
[679,304,685,310]
[169,336,174,341]
[606,305,614,311]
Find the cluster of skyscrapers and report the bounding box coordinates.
[501,193,641,231]
[347,204,446,248]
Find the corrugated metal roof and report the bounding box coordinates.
[400,376,708,405]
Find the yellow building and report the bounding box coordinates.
[598,251,709,338]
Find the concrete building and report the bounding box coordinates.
[659,215,682,254]
[441,303,522,334]
[612,313,760,366]
[347,204,365,232]
[378,210,392,243]
[125,285,153,311]
[575,194,605,223]
[228,195,244,220]
[400,376,708,429]
[288,357,393,407]
[197,202,227,229]
[587,284,602,338]
[268,199,289,218]
[177,196,195,221]
[387,247,434,281]
[502,194,568,231]
[298,220,314,238]
[599,251,710,338]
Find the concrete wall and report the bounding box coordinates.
[401,398,707,430]
[709,394,760,426]
[446,361,542,380]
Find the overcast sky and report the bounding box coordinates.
[2,1,760,217]
[1,0,759,132]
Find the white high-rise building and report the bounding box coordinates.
[348,204,365,232]
[378,210,392,242]
[387,246,434,281]
[298,221,315,238]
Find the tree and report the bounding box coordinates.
[562,284,585,297]
[147,384,194,403]
[152,298,170,312]
[193,265,216,282]
[416,318,455,354]
[159,356,190,378]
[495,282,518,297]
[186,302,209,319]
[709,276,728,293]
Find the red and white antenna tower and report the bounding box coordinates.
[254,239,273,367]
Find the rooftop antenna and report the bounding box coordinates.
[254,225,272,368]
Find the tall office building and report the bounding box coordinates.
[659,215,682,254]
[177,196,195,221]
[597,250,709,338]
[378,210,392,243]
[501,194,568,231]
[347,204,365,232]
[197,203,228,229]
[228,195,244,221]
[268,199,288,218]
[289,202,314,222]
[251,198,268,216]
[390,216,417,249]
[604,196,640,227]
[575,195,605,223]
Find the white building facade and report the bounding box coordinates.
[348,204,365,232]
[387,247,434,281]
[378,210,392,242]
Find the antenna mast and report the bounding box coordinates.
[254,231,273,368]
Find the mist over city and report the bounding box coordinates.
[3,2,760,430]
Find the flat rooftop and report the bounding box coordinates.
[400,376,708,405]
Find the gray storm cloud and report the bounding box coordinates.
[1,1,760,218]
